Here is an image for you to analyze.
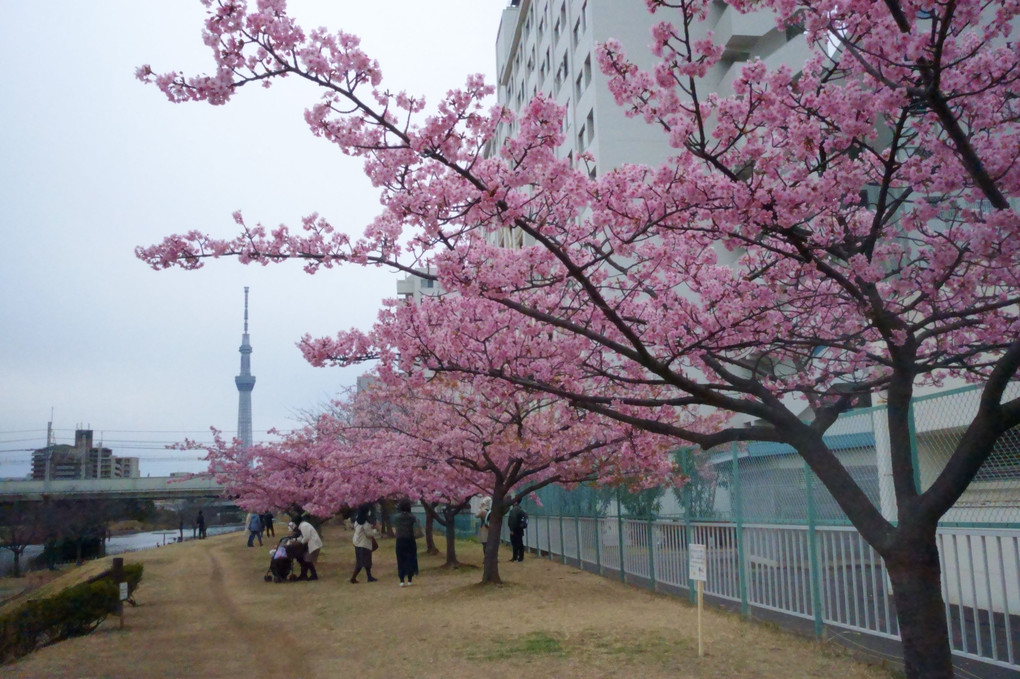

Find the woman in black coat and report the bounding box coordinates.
[391,499,420,586]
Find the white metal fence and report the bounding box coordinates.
[515,515,1019,672]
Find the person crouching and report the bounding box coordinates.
[289,517,322,581]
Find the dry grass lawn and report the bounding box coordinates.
[2,522,899,679]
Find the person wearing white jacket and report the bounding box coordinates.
[350,504,380,583]
[289,517,323,581]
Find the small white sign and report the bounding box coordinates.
[119,582,129,601]
[689,543,707,581]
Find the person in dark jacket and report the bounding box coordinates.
[507,498,528,562]
[195,510,207,539]
[262,511,275,537]
[391,499,420,586]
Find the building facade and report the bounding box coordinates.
[492,0,808,202]
[30,429,140,480]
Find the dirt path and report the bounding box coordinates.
[3,525,898,679]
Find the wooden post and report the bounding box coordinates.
[697,579,703,657]
[112,557,125,629]
[688,543,707,658]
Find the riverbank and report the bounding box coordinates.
[0,523,899,679]
[0,525,242,601]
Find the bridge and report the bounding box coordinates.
[0,476,227,502]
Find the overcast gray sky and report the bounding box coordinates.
[0,1,508,477]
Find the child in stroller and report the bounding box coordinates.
[264,535,305,583]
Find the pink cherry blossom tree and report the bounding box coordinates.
[323,382,482,569]
[137,1,1019,676]
[334,367,678,583]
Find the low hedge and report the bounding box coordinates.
[0,563,143,665]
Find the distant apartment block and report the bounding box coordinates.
[30,429,140,480]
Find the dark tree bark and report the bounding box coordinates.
[423,510,440,555]
[480,493,507,584]
[883,525,953,679]
[443,514,460,567]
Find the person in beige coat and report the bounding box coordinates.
[350,504,380,583]
[289,517,322,581]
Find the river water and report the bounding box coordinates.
[0,525,244,576]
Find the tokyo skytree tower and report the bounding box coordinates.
[235,286,256,448]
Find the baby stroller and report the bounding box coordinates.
[264,536,305,583]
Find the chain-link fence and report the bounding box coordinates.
[525,384,1019,528]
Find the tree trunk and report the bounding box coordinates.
[443,518,460,568]
[12,549,22,578]
[885,529,954,679]
[480,503,505,584]
[424,512,440,556]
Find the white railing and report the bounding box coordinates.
[515,516,1019,672]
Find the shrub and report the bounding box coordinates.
[0,563,143,665]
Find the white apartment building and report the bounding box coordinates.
[396,267,442,304]
[492,0,808,192]
[488,0,1018,529]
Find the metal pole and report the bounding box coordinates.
[575,513,583,569]
[617,488,626,583]
[804,462,824,638]
[734,444,748,617]
[908,399,922,493]
[648,517,657,592]
[560,514,566,564]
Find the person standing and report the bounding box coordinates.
[391,499,420,586]
[291,517,322,581]
[475,496,492,545]
[350,505,379,583]
[195,510,207,539]
[246,512,263,547]
[262,511,275,537]
[507,498,528,562]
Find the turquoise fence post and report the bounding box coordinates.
[648,516,657,592]
[804,461,824,638]
[684,450,696,605]
[733,444,748,617]
[575,512,582,568]
[908,398,922,493]
[546,515,552,560]
[560,514,566,564]
[618,487,626,583]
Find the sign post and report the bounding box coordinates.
[688,544,707,657]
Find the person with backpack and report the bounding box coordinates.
[507,498,528,562]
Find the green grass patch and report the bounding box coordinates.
[467,630,566,660]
